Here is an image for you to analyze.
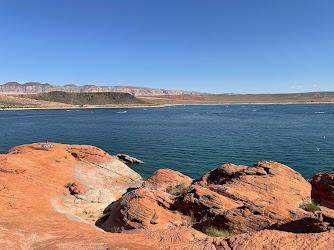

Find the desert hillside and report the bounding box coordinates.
[25,91,148,105]
[0,82,205,96]
[0,91,150,109]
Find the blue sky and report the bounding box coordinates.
[0,0,333,94]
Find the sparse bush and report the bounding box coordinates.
[110,225,120,233]
[298,202,321,212]
[166,186,173,194]
[204,226,234,238]
[178,183,190,195]
[189,213,197,225]
[200,214,209,222]
[65,182,73,188]
[165,183,190,196]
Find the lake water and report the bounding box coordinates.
[1,104,333,179]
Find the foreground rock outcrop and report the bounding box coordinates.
[1,143,334,249]
[97,160,334,249]
[311,173,334,209]
[142,168,193,191]
[192,161,313,233]
[116,154,144,164]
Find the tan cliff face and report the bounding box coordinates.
[1,143,334,249]
[0,82,205,96]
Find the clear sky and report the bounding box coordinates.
[0,0,333,94]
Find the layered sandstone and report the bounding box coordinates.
[1,144,334,249]
[311,173,334,209]
[142,168,193,191]
[99,161,319,235]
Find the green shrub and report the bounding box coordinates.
[166,186,173,194]
[65,182,73,188]
[298,202,321,212]
[178,183,190,195]
[165,183,190,196]
[204,226,234,238]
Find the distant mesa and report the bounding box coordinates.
[25,91,148,105]
[0,81,206,96]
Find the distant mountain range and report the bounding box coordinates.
[0,82,206,96]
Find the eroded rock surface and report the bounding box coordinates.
[192,161,313,233]
[311,173,334,209]
[116,154,144,164]
[96,187,188,231]
[98,161,324,236]
[2,144,334,249]
[142,168,193,191]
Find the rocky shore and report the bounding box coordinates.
[0,143,334,249]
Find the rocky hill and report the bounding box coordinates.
[25,91,148,105]
[0,82,205,96]
[1,143,334,249]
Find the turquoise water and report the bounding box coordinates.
[1,104,334,179]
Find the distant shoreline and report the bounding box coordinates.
[0,104,165,111]
[1,101,333,111]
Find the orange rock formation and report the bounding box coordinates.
[1,143,334,249]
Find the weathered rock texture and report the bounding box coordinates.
[98,161,334,236]
[96,187,188,231]
[142,168,193,191]
[311,173,334,209]
[0,143,150,249]
[2,144,334,249]
[191,161,313,233]
[116,154,144,164]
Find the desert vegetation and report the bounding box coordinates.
[204,226,234,238]
[165,183,190,196]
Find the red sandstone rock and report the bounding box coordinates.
[219,230,334,249]
[69,182,89,195]
[142,168,193,191]
[192,161,313,233]
[116,154,144,164]
[311,173,334,209]
[2,144,334,249]
[100,160,317,236]
[173,185,242,220]
[96,187,188,231]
